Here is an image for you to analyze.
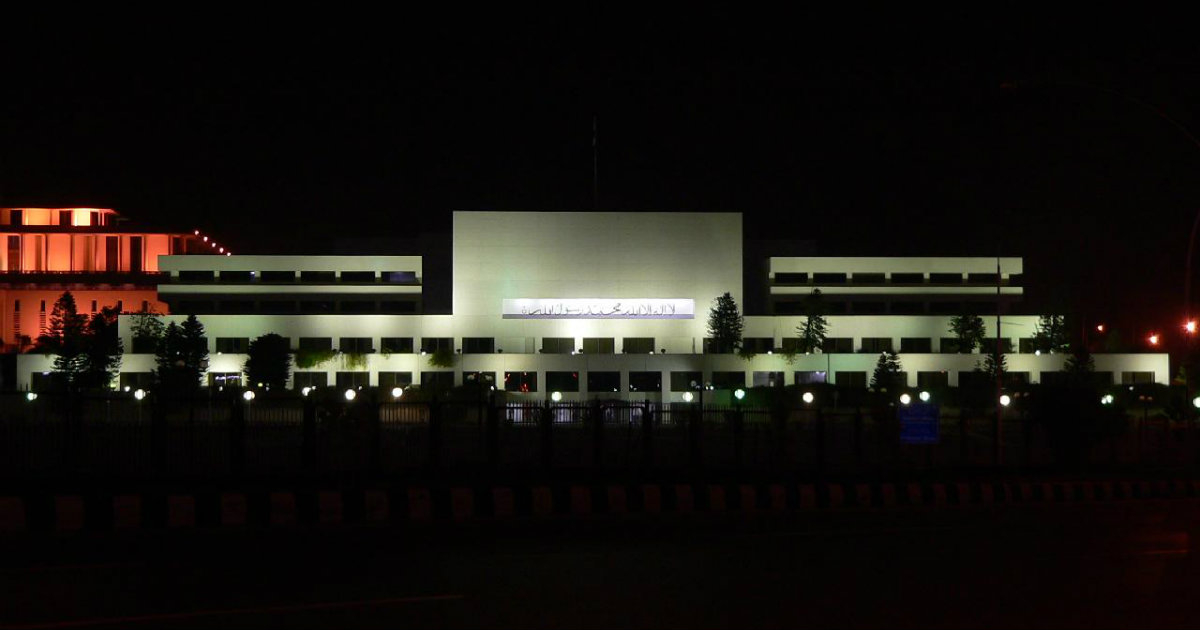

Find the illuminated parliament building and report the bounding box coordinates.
[14,211,1168,398]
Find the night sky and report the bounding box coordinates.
[3,7,1198,344]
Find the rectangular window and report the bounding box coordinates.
[917,371,949,389]
[859,337,893,353]
[58,210,71,226]
[505,371,538,393]
[335,372,370,389]
[177,300,214,314]
[741,337,775,354]
[300,300,335,313]
[822,338,853,353]
[207,372,242,388]
[628,371,662,392]
[711,371,746,389]
[774,272,808,284]
[852,301,885,314]
[298,337,333,352]
[890,302,925,315]
[382,271,417,283]
[929,301,961,315]
[7,235,20,271]
[381,337,414,354]
[260,270,295,282]
[462,337,495,354]
[703,338,737,354]
[753,371,785,387]
[967,273,999,284]
[890,272,924,284]
[129,236,143,273]
[958,371,991,389]
[622,337,655,354]
[118,372,154,392]
[300,271,336,282]
[587,371,621,393]
[582,337,614,354]
[293,372,328,389]
[259,301,297,314]
[541,337,575,354]
[10,209,22,225]
[215,337,249,353]
[794,371,828,385]
[340,271,375,282]
[1019,338,1036,354]
[546,371,580,392]
[420,372,455,390]
[939,338,962,353]
[378,371,413,389]
[381,300,417,314]
[813,272,847,283]
[1121,371,1155,385]
[979,338,1014,354]
[780,338,802,353]
[463,371,496,386]
[851,272,885,283]
[105,236,119,272]
[219,270,253,283]
[420,337,454,353]
[930,273,963,284]
[835,371,867,389]
[340,337,374,353]
[338,301,376,314]
[670,371,702,392]
[218,300,254,313]
[178,270,214,282]
[900,338,932,353]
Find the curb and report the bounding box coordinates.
[3,479,1197,535]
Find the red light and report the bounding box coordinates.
[1149,334,1161,346]
[1096,324,1105,333]
[1186,321,1197,334]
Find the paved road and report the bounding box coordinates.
[3,502,1200,629]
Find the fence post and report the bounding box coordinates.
[642,401,654,470]
[428,395,442,470]
[302,397,317,474]
[852,406,863,466]
[592,400,604,470]
[814,406,825,475]
[959,412,969,464]
[367,397,382,476]
[230,394,246,478]
[150,393,167,476]
[540,400,553,470]
[485,394,499,470]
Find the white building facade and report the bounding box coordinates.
[16,211,1170,397]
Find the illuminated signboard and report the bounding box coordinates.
[502,298,695,319]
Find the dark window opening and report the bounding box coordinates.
[340,271,376,282]
[546,371,580,392]
[582,337,614,354]
[900,338,932,353]
[628,371,662,392]
[420,337,454,353]
[541,337,575,354]
[340,337,374,353]
[587,371,621,393]
[505,371,538,393]
[462,337,495,354]
[298,337,333,352]
[670,371,702,392]
[622,337,655,354]
[381,337,414,354]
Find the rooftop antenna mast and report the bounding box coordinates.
[592,115,599,210]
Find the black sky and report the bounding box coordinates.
[3,7,1200,339]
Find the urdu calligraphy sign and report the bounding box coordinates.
[502,298,695,320]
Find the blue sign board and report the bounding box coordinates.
[898,403,940,444]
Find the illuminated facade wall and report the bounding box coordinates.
[0,208,205,348]
[10,210,1174,393]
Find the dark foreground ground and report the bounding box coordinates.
[4,500,1200,629]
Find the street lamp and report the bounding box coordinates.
[999,394,1012,407]
[802,391,815,405]
[344,389,357,402]
[25,392,37,402]
[242,390,255,402]
[392,386,404,399]
[733,388,746,401]
[1149,333,1161,347]
[133,389,146,401]
[682,392,694,403]
[899,393,912,405]
[919,390,931,402]
[551,391,562,403]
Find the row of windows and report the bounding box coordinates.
[176,270,417,283]
[772,300,1014,315]
[172,299,418,315]
[197,336,1057,355]
[773,272,1019,285]
[113,369,1152,393]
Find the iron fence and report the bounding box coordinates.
[1,392,1198,482]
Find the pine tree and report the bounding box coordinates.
[1033,314,1069,353]
[37,292,89,384]
[244,333,292,390]
[870,351,903,392]
[1063,344,1095,377]
[948,313,986,353]
[78,306,122,390]
[977,352,1007,382]
[180,314,209,388]
[795,289,829,353]
[707,292,743,354]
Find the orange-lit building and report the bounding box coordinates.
[0,207,208,351]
